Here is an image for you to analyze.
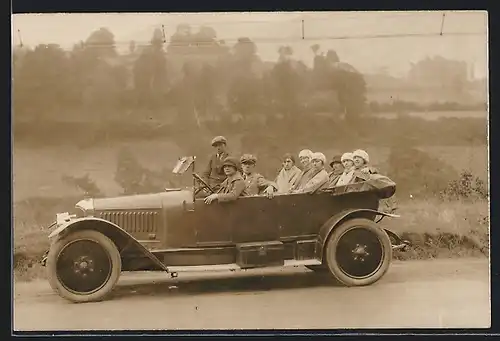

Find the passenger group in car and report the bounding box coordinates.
[202,136,383,203]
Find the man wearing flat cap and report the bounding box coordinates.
[240,154,277,197]
[204,156,248,204]
[201,136,230,193]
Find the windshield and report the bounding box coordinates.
[172,156,195,174]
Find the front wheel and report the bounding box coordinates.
[46,230,122,303]
[324,218,392,286]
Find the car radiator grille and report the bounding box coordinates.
[99,211,158,233]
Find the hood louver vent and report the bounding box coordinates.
[99,210,158,233]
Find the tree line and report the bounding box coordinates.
[13,24,484,130]
[12,25,369,125]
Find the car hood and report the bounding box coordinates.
[93,189,193,211]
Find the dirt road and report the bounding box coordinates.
[13,258,490,331]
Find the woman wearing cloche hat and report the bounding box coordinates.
[352,149,378,175]
[203,156,248,204]
[290,152,329,194]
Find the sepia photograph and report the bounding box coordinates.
[12,10,490,331]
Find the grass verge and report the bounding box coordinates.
[387,199,489,260]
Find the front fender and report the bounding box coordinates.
[316,208,400,261]
[48,217,168,272]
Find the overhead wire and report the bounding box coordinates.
[15,30,486,52]
[13,11,486,51]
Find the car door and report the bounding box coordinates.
[229,196,281,243]
[193,198,234,246]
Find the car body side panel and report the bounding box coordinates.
[269,192,379,239]
[161,190,380,248]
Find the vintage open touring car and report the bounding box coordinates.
[41,156,409,303]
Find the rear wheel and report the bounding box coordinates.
[46,230,122,303]
[324,218,392,286]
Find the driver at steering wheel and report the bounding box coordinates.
[204,157,248,204]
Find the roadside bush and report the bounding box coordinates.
[441,170,489,201]
[61,173,103,197]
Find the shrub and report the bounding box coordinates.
[61,173,103,197]
[441,170,489,201]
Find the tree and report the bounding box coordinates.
[326,49,340,63]
[13,44,73,120]
[167,24,193,54]
[310,48,367,120]
[332,68,367,121]
[84,27,117,59]
[233,37,258,67]
[408,55,468,91]
[227,75,264,118]
[270,46,302,119]
[310,44,320,56]
[194,26,217,45]
[69,31,126,109]
[133,28,168,106]
[277,45,293,62]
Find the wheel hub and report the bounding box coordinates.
[335,227,385,279]
[352,243,370,261]
[73,256,94,274]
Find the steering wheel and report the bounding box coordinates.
[193,173,215,195]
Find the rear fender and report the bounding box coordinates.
[48,217,168,272]
[316,209,400,261]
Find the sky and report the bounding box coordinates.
[12,11,488,78]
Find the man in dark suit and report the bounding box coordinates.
[201,136,230,193]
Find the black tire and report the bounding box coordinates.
[324,218,392,286]
[46,230,122,303]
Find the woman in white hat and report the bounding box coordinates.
[352,149,378,174]
[291,152,329,194]
[335,152,357,186]
[289,149,315,192]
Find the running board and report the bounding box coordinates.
[166,259,322,273]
